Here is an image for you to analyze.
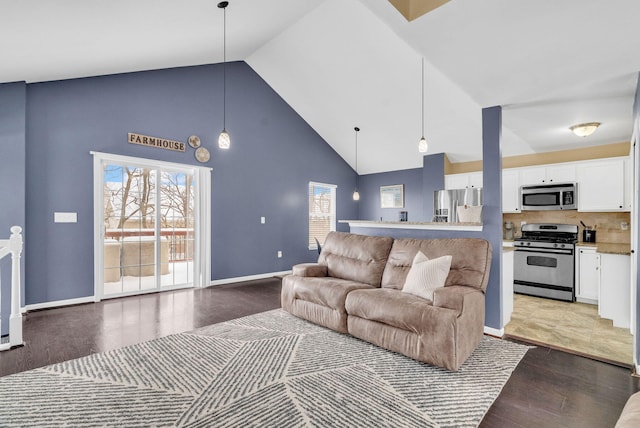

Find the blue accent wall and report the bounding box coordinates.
[422,153,446,221]
[351,108,503,331]
[19,62,357,305]
[0,82,27,335]
[358,168,423,221]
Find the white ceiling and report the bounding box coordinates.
[2,0,639,174]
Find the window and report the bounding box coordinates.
[308,181,336,250]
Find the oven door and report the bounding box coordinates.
[514,247,575,301]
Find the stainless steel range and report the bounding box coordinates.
[513,223,578,302]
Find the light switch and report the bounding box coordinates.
[54,212,78,223]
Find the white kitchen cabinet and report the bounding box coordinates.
[599,253,630,329]
[519,164,576,186]
[502,169,521,213]
[445,172,483,189]
[624,158,633,210]
[576,158,626,211]
[576,247,599,304]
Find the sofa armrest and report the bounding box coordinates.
[432,286,483,316]
[292,263,328,277]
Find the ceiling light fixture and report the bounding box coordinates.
[569,122,600,137]
[217,1,230,149]
[418,57,428,153]
[353,126,360,201]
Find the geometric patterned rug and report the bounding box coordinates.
[0,309,530,427]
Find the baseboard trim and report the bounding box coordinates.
[23,296,95,312]
[209,271,292,287]
[484,326,504,337]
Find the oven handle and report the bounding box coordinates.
[514,247,574,255]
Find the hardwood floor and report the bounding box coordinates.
[1,277,638,427]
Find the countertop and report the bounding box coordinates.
[339,220,482,231]
[576,242,631,255]
[505,239,631,255]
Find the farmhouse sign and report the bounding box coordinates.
[128,133,186,153]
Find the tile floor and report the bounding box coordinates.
[505,294,633,366]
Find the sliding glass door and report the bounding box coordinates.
[93,153,210,300]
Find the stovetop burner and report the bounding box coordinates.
[516,223,579,245]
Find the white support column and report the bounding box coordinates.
[8,226,23,347]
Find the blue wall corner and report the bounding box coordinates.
[481,106,503,330]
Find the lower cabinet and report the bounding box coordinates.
[576,247,599,304]
[599,253,630,329]
[502,248,514,326]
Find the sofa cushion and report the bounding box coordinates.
[381,238,491,292]
[402,252,452,301]
[318,231,394,287]
[346,288,458,333]
[292,276,375,310]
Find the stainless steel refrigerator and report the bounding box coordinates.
[433,188,483,222]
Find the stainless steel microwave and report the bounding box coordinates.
[520,182,577,211]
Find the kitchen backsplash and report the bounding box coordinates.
[503,211,631,244]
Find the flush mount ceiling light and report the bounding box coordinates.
[418,57,428,153]
[217,1,230,149]
[569,122,601,137]
[353,126,360,201]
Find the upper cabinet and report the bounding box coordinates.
[445,156,631,213]
[502,169,521,213]
[576,158,627,212]
[519,164,576,186]
[445,172,483,190]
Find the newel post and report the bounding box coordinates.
[9,226,23,347]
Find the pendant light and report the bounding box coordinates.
[217,1,230,149]
[353,127,360,201]
[418,57,428,153]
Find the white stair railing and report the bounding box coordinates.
[0,226,23,351]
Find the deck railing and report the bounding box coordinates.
[105,228,194,262]
[0,226,23,351]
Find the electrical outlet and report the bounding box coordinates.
[261,216,266,224]
[277,250,282,258]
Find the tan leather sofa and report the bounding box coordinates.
[616,391,640,427]
[282,231,492,371]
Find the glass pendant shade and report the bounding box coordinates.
[418,136,428,153]
[352,190,360,201]
[218,129,230,149]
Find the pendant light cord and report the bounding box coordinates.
[354,126,359,188]
[421,57,424,138]
[222,4,227,130]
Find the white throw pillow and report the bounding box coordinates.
[402,251,452,301]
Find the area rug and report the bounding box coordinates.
[0,309,530,427]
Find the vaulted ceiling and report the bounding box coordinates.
[2,0,639,174]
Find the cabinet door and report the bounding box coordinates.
[502,170,520,213]
[599,253,630,329]
[519,166,547,185]
[547,164,576,183]
[577,159,625,211]
[577,248,599,303]
[445,174,470,190]
[468,172,483,188]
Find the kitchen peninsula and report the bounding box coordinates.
[339,220,482,232]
